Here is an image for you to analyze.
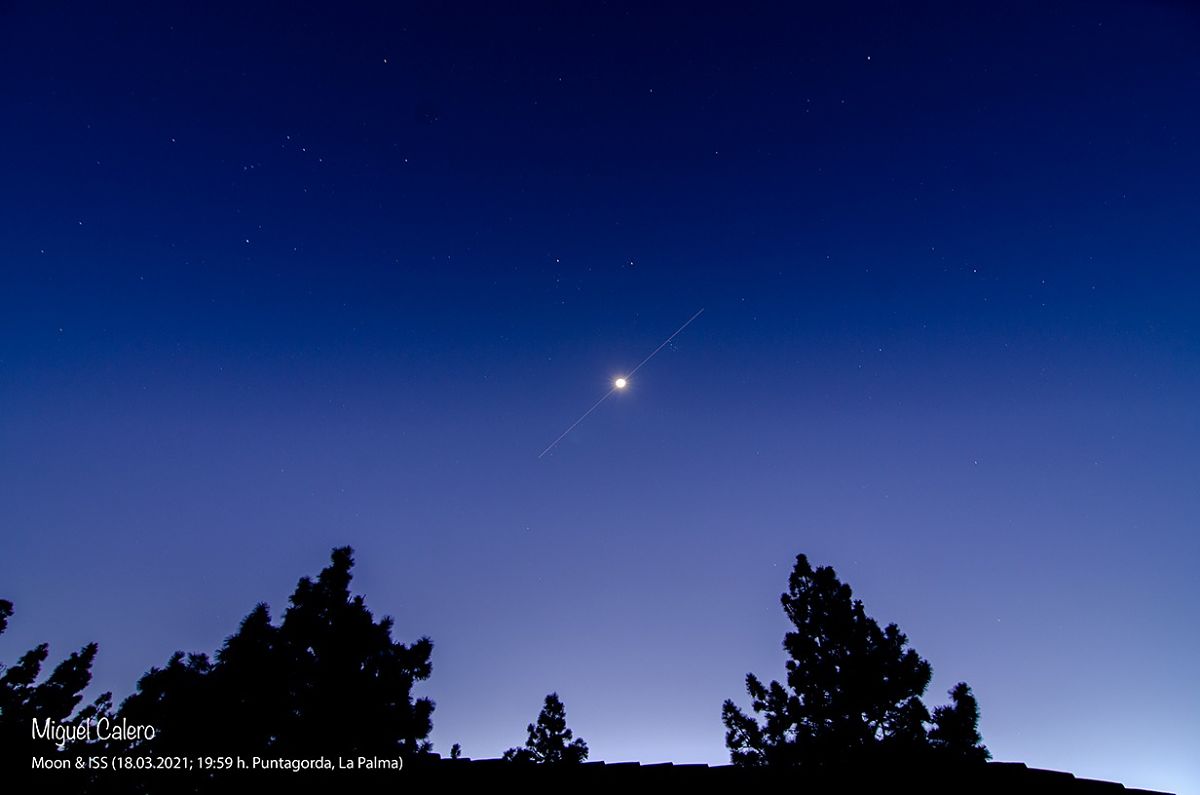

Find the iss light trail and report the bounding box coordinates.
[537,308,705,459]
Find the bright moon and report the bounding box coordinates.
[614,377,628,389]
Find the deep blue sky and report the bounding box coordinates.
[1,2,1197,792]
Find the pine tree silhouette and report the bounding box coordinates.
[504,692,588,764]
[0,599,110,767]
[930,682,990,762]
[722,554,988,767]
[118,546,435,759]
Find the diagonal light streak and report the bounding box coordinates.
[538,308,704,458]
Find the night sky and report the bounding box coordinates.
[2,3,1197,792]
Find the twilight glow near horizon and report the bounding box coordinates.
[1,3,1197,793]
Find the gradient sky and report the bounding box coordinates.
[1,3,1197,792]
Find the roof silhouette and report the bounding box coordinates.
[402,756,1173,795]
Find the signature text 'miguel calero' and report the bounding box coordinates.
[32,717,157,745]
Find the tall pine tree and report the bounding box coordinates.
[722,554,988,767]
[119,547,435,758]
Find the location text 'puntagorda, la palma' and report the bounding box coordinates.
[251,756,404,771]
